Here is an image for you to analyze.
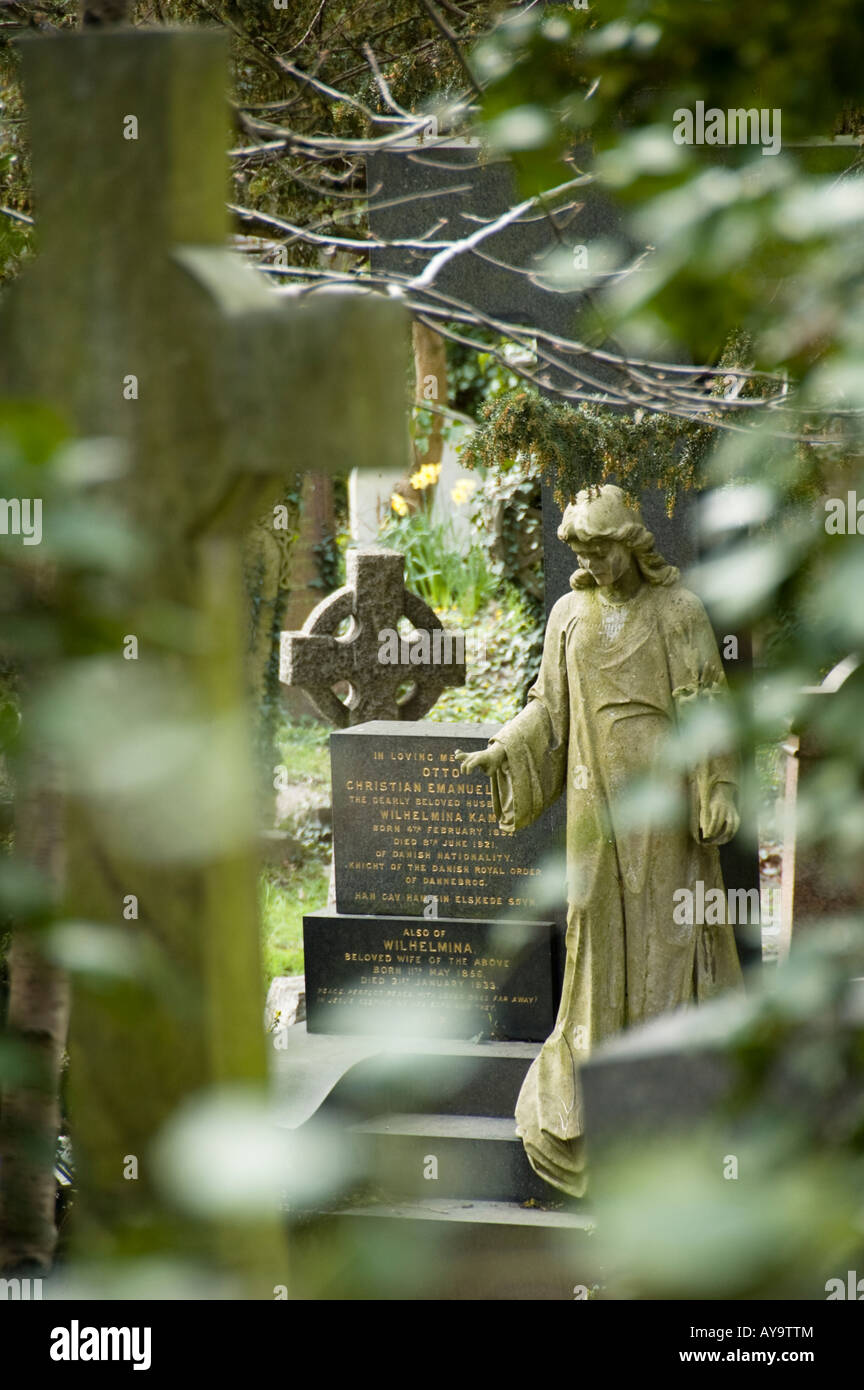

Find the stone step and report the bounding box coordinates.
[294,1198,597,1300]
[323,1042,537,1120]
[348,1111,552,1202]
[272,1024,539,1125]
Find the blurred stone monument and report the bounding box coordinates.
[0,26,407,1283]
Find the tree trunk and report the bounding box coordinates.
[0,759,69,1274]
[412,318,448,472]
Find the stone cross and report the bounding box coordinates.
[281,547,465,725]
[0,29,407,1282]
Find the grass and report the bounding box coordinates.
[260,858,329,980]
[260,716,332,984]
[274,715,330,781]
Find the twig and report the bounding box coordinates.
[229,202,452,252]
[406,175,590,290]
[0,206,33,226]
[413,0,483,99]
[362,41,414,121]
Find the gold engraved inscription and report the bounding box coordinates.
[315,923,538,1012]
[337,745,542,912]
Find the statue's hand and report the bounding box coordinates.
[699,784,740,845]
[457,743,507,777]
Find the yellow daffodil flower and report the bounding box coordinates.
[409,461,442,491]
[451,478,477,506]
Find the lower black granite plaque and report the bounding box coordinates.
[330,721,557,920]
[303,909,555,1041]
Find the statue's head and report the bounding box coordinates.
[558,484,679,590]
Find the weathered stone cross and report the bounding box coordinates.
[281,547,466,726]
[0,28,407,1279]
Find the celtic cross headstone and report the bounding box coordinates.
[281,547,466,726]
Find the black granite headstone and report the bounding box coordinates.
[305,719,559,1040]
[303,909,554,1041]
[330,720,556,921]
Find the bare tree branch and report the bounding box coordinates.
[413,0,483,99]
[0,206,33,226]
[406,175,591,290]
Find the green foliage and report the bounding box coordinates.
[474,3,864,184]
[592,923,864,1299]
[580,2,863,143]
[0,402,144,669]
[378,508,497,620]
[0,204,30,288]
[466,462,543,605]
[447,325,524,418]
[473,4,864,385]
[0,47,33,287]
[426,590,544,726]
[463,0,864,1301]
[473,6,586,195]
[461,385,712,513]
[310,473,349,594]
[311,527,347,594]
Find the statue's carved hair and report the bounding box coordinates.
[558,488,679,589]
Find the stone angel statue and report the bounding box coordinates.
[460,485,743,1197]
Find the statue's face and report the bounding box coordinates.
[570,534,632,587]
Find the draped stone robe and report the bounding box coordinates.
[489,576,743,1197]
